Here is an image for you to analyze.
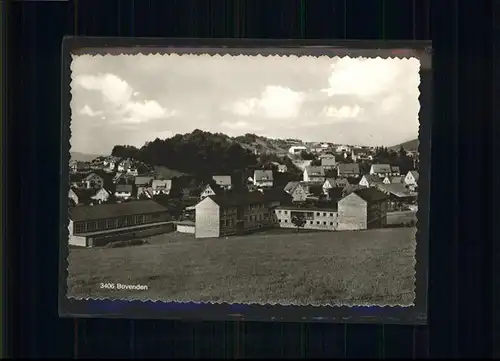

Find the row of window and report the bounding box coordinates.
[276,210,335,217]
[73,214,158,234]
[278,219,335,226]
[221,213,270,227]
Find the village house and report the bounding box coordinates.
[117,159,133,173]
[337,188,388,231]
[277,164,288,173]
[253,170,274,188]
[337,163,360,178]
[383,175,403,184]
[405,170,419,186]
[275,206,338,231]
[200,183,224,200]
[258,188,293,208]
[152,179,172,195]
[321,157,336,169]
[351,150,373,162]
[194,191,273,238]
[69,187,110,206]
[135,176,153,187]
[376,183,418,211]
[283,181,308,203]
[303,166,325,183]
[114,184,133,200]
[369,164,393,178]
[84,173,104,188]
[103,156,120,171]
[359,174,384,188]
[322,177,350,195]
[391,166,401,176]
[70,161,91,173]
[127,167,139,176]
[336,145,351,153]
[212,175,232,190]
[68,200,172,247]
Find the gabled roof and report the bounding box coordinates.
[83,172,102,182]
[327,187,344,200]
[377,183,415,198]
[70,187,97,202]
[207,191,266,208]
[284,181,300,194]
[116,184,133,193]
[135,176,153,185]
[212,175,232,186]
[254,170,274,181]
[69,200,168,222]
[371,164,392,173]
[203,183,223,194]
[321,158,336,166]
[362,174,383,184]
[337,163,360,174]
[387,176,403,184]
[304,166,325,176]
[352,187,388,202]
[408,171,420,181]
[323,178,336,186]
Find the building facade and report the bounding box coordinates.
[275,206,338,231]
[68,200,172,247]
[337,188,388,231]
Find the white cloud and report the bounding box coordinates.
[321,57,418,100]
[225,85,305,119]
[79,104,103,117]
[380,95,402,113]
[73,72,175,124]
[321,105,361,119]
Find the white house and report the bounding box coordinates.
[200,184,222,200]
[321,157,336,169]
[117,159,133,173]
[152,179,172,195]
[383,176,403,185]
[277,164,288,173]
[212,175,232,190]
[253,170,274,187]
[90,188,110,204]
[127,168,139,176]
[303,166,325,183]
[288,145,308,154]
[336,145,351,153]
[404,171,419,186]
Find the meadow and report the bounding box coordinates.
[67,227,416,306]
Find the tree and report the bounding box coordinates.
[310,159,321,166]
[291,213,306,232]
[300,150,316,161]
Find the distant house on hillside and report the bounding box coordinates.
[337,187,388,231]
[117,159,133,173]
[253,170,274,188]
[69,187,110,206]
[288,145,308,154]
[337,163,360,178]
[322,177,350,195]
[70,161,91,173]
[114,184,133,200]
[277,164,288,173]
[303,166,325,183]
[212,175,232,190]
[359,174,384,188]
[283,181,307,203]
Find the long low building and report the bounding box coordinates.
[68,200,174,247]
[275,206,338,231]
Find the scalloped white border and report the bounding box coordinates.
[65,52,423,309]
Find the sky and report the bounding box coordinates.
[70,53,421,155]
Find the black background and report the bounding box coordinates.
[5,0,497,358]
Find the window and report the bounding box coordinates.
[323,212,327,216]
[330,222,334,225]
[279,219,281,222]
[329,213,333,217]
[127,216,135,226]
[86,221,97,231]
[323,221,327,225]
[98,220,106,230]
[221,219,226,227]
[284,211,288,215]
[278,210,282,214]
[316,212,320,216]
[74,222,85,234]
[316,221,320,225]
[285,219,288,223]
[117,217,125,227]
[106,219,115,229]
[136,215,144,224]
[310,221,313,224]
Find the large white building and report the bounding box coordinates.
[288,145,308,154]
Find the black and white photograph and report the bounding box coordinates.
[65,49,425,308]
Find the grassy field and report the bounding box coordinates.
[387,211,417,226]
[67,227,416,306]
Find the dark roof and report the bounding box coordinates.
[276,205,338,212]
[327,187,344,200]
[70,187,96,202]
[352,187,388,202]
[69,200,168,222]
[337,163,360,174]
[208,191,266,208]
[116,184,133,192]
[261,188,293,202]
